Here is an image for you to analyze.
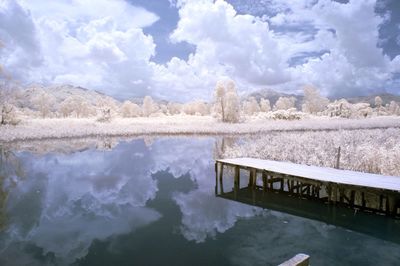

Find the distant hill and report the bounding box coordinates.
[247,89,400,109]
[247,89,304,109]
[345,93,400,107]
[18,84,120,108]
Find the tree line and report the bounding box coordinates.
[0,78,399,125]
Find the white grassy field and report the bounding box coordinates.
[221,127,400,176]
[1,115,400,142]
[1,118,399,176]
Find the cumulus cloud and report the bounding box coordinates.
[159,0,399,98]
[0,0,158,98]
[0,0,42,79]
[0,0,399,99]
[289,0,394,96]
[159,0,290,98]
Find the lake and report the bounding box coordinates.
[0,137,399,266]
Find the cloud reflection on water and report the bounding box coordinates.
[0,137,259,264]
[1,140,161,264]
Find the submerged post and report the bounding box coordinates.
[234,166,240,190]
[335,146,341,169]
[219,162,224,194]
[234,166,240,199]
[278,253,310,266]
[215,162,218,195]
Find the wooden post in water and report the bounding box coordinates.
[387,195,397,216]
[335,146,341,169]
[234,166,240,199]
[248,168,257,189]
[278,253,310,266]
[215,162,218,195]
[262,171,267,192]
[219,162,224,194]
[252,169,257,189]
[234,166,240,189]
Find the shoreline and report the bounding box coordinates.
[1,116,400,143]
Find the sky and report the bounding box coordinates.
[0,0,399,101]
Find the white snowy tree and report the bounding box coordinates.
[142,96,159,117]
[242,97,260,116]
[167,102,183,115]
[120,100,141,117]
[96,96,118,122]
[0,45,20,125]
[59,95,94,118]
[301,85,329,114]
[324,99,352,118]
[31,89,56,118]
[388,101,400,115]
[0,82,17,125]
[274,96,296,111]
[214,80,226,119]
[224,89,240,122]
[59,98,73,117]
[213,79,240,122]
[159,104,168,115]
[374,96,385,116]
[260,98,271,112]
[183,100,209,116]
[374,96,383,108]
[352,103,373,118]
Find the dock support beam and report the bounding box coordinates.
[219,162,224,194]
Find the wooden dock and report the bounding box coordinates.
[215,158,400,217]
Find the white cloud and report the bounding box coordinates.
[0,0,158,98]
[164,0,290,95]
[159,0,399,99]
[290,0,394,96]
[0,0,399,100]
[0,0,42,79]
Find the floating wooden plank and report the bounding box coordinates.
[217,158,400,192]
[278,253,310,266]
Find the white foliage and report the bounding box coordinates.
[374,96,383,108]
[167,102,183,115]
[352,103,373,118]
[259,98,271,112]
[142,96,159,117]
[59,95,94,118]
[1,116,400,142]
[213,80,227,120]
[222,128,400,176]
[268,108,304,120]
[301,85,329,114]
[242,97,260,116]
[31,89,56,118]
[213,79,240,122]
[324,99,352,118]
[183,100,209,116]
[96,96,118,122]
[1,102,19,125]
[274,96,296,111]
[120,100,141,118]
[388,101,400,115]
[224,90,240,123]
[0,80,20,125]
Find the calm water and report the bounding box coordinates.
[0,137,399,266]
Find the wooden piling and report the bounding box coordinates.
[219,162,224,194]
[278,253,310,266]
